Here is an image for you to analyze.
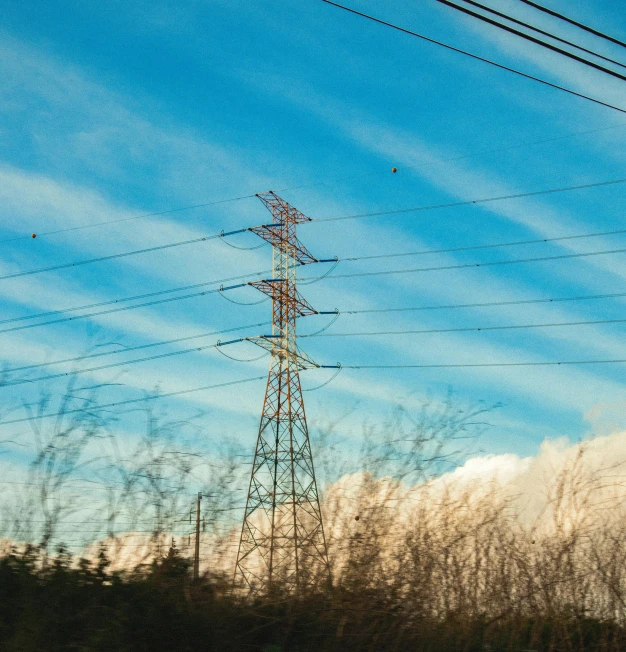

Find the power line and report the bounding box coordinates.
[0,262,331,336]
[0,195,259,246]
[7,174,622,285]
[9,520,196,524]
[3,242,625,343]
[452,0,626,70]
[321,0,626,114]
[6,121,624,249]
[16,288,626,376]
[6,322,270,374]
[340,358,626,369]
[7,175,625,286]
[300,246,626,282]
[0,278,266,337]
[0,375,266,427]
[436,0,626,81]
[388,121,626,179]
[519,0,626,50]
[313,177,626,222]
[2,175,623,337]
[1,336,254,388]
[0,270,271,327]
[339,290,626,316]
[341,226,626,262]
[0,286,238,335]
[8,322,270,373]
[5,223,626,337]
[26,529,199,535]
[303,316,626,339]
[0,229,249,282]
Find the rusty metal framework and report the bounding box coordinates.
[234,192,331,594]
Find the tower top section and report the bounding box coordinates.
[249,191,318,265]
[255,191,312,225]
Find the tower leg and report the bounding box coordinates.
[235,356,330,593]
[235,191,330,594]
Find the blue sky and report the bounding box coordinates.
[0,0,625,490]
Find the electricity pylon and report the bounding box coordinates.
[234,191,331,594]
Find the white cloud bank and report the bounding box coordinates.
[323,428,626,553]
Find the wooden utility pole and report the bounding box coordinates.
[193,492,202,581]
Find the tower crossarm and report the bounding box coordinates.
[246,335,320,370]
[256,191,312,224]
[235,191,331,595]
[248,225,318,265]
[248,279,318,317]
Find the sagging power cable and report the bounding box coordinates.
[0,282,257,336]
[452,0,626,70]
[18,289,626,377]
[5,322,270,374]
[386,122,626,181]
[519,0,626,50]
[0,270,271,328]
[0,376,266,427]
[6,226,626,336]
[7,176,624,282]
[437,0,626,81]
[8,210,626,332]
[302,316,626,340]
[5,317,328,387]
[0,195,258,246]
[313,177,626,223]
[0,229,249,282]
[5,120,623,248]
[339,359,626,369]
[341,226,626,263]
[321,0,626,114]
[340,290,626,316]
[300,246,626,283]
[2,340,235,388]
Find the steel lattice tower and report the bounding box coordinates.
[234,191,331,594]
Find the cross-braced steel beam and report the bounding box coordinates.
[234,192,331,595]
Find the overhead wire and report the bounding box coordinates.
[340,359,626,370]
[5,120,624,249]
[341,226,626,262]
[451,0,626,69]
[5,219,626,336]
[518,0,626,50]
[305,312,341,336]
[298,258,340,284]
[320,0,626,114]
[0,195,258,245]
[4,174,622,287]
[436,0,626,81]
[9,519,215,524]
[303,316,626,340]
[312,176,626,222]
[0,375,266,427]
[0,270,271,327]
[372,121,626,180]
[15,288,626,377]
[0,277,269,336]
[218,237,266,251]
[303,365,343,392]
[300,246,626,282]
[215,347,269,363]
[5,322,270,374]
[218,287,269,305]
[0,228,249,282]
[339,290,626,316]
[0,335,265,388]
